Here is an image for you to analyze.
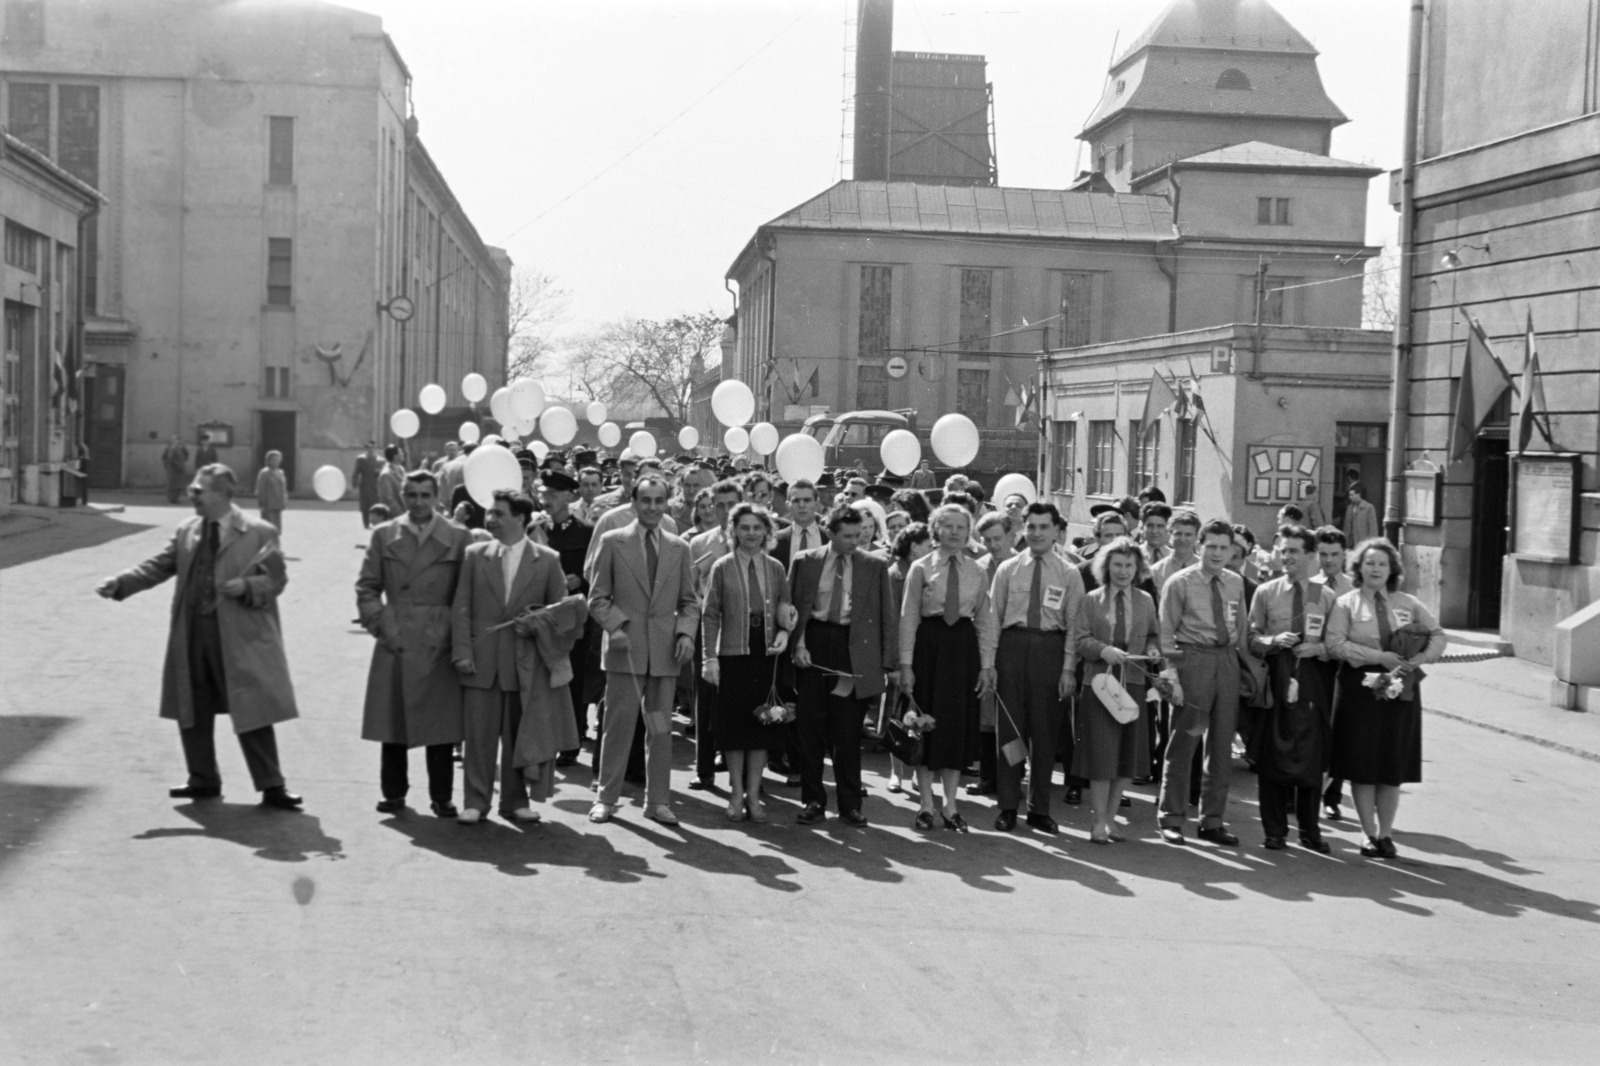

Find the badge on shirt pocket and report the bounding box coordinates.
[1393,607,1412,626]
[1043,585,1066,610]
[1224,600,1240,625]
[1304,612,1325,640]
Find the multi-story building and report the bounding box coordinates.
[0,0,508,494]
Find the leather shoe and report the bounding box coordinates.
[457,808,483,825]
[555,752,578,767]
[588,802,614,823]
[1299,833,1332,854]
[841,809,868,827]
[645,805,679,826]
[504,808,542,824]
[1025,813,1059,835]
[965,779,997,797]
[1119,796,1132,808]
[375,798,405,814]
[994,809,1018,832]
[1378,836,1398,859]
[169,784,221,800]
[260,787,303,810]
[1263,835,1286,850]
[1197,826,1240,846]
[796,802,827,825]
[430,802,459,819]
[1159,826,1187,846]
[1063,786,1082,806]
[687,777,713,791]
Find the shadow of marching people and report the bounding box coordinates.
[133,801,344,863]
[381,807,664,883]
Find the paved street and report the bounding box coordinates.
[3,500,1598,1065]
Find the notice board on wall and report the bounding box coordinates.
[1510,453,1580,564]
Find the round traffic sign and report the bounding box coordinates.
[886,355,908,379]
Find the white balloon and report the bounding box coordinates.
[993,472,1039,505]
[419,383,447,415]
[530,440,550,463]
[678,425,700,451]
[390,409,419,439]
[619,448,634,462]
[748,422,779,456]
[499,425,521,442]
[540,405,578,446]
[510,378,546,421]
[774,432,824,483]
[311,465,346,502]
[724,426,749,454]
[931,413,980,468]
[629,430,658,459]
[711,379,755,428]
[461,372,488,404]
[597,422,622,448]
[585,401,608,426]
[481,434,503,447]
[459,421,481,444]
[488,386,513,424]
[880,428,922,476]
[463,444,522,507]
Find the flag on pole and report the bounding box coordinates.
[1141,369,1178,438]
[1449,318,1513,462]
[1515,310,1554,454]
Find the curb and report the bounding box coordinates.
[1422,704,1600,764]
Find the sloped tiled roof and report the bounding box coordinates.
[1167,141,1380,173]
[760,181,1178,242]
[1116,0,1319,64]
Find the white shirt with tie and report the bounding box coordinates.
[500,536,527,603]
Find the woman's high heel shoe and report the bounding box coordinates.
[941,811,969,833]
[746,795,768,825]
[726,795,747,821]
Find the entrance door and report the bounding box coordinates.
[257,410,297,493]
[1469,437,1509,628]
[84,364,124,489]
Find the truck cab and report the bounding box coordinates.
[803,410,912,472]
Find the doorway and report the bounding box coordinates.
[1469,437,1509,628]
[257,410,297,493]
[83,364,124,489]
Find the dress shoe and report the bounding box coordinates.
[746,797,768,825]
[1159,826,1187,846]
[1359,836,1383,857]
[645,805,679,826]
[504,808,542,824]
[994,809,1018,832]
[375,798,405,814]
[260,787,303,810]
[941,811,970,833]
[1263,835,1286,850]
[842,809,868,827]
[1119,796,1132,808]
[687,777,713,791]
[588,802,615,823]
[913,810,935,831]
[965,779,997,797]
[430,802,459,819]
[1025,813,1059,835]
[1299,833,1332,854]
[169,784,221,800]
[1063,786,1083,806]
[1323,803,1342,821]
[556,752,578,767]
[1378,836,1398,859]
[1197,826,1240,846]
[795,802,827,825]
[457,808,484,825]
[726,796,747,822]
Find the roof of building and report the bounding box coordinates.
[1133,141,1382,183]
[1116,0,1319,63]
[756,181,1178,243]
[0,130,105,204]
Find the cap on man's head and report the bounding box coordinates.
[864,484,893,502]
[815,473,836,488]
[541,469,580,493]
[1088,502,1120,517]
[878,471,907,488]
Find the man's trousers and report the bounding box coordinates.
[1157,643,1241,829]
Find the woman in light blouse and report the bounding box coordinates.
[1324,538,1446,859]
[884,522,933,794]
[898,504,999,831]
[702,503,793,824]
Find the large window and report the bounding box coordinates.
[1087,420,1116,496]
[1060,272,1093,348]
[858,265,892,360]
[958,268,991,354]
[1335,422,1387,449]
[956,368,989,426]
[6,82,50,152]
[1129,419,1159,495]
[1051,420,1076,493]
[856,363,887,410]
[1176,418,1197,504]
[5,222,39,273]
[268,116,295,185]
[267,238,293,306]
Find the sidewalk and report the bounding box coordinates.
[1424,648,1600,762]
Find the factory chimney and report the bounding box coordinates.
[852,0,893,182]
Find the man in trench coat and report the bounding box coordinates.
[96,463,303,808]
[357,469,472,817]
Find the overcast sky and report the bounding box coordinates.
[358,0,1409,345]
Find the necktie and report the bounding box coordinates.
[943,555,961,625]
[1026,556,1044,630]
[1211,573,1230,646]
[644,529,658,587]
[1291,581,1305,639]
[799,527,810,553]
[827,556,845,624]
[1113,590,1127,649]
[1375,591,1393,650]
[190,520,219,614]
[748,556,764,626]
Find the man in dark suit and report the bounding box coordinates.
[540,469,594,764]
[771,478,829,568]
[788,503,897,826]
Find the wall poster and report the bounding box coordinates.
[1245,443,1321,505]
[1510,453,1580,564]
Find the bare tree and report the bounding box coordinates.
[559,311,724,423]
[505,267,569,381]
[1362,243,1399,332]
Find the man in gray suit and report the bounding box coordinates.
[587,474,699,825]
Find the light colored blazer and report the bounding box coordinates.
[451,538,567,691]
[1073,584,1160,695]
[588,520,699,677]
[703,550,791,658]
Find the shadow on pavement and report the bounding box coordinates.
[133,802,345,863]
[0,716,90,878]
[0,509,153,570]
[381,809,666,882]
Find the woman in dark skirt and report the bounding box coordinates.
[703,503,793,824]
[1072,536,1158,843]
[897,504,998,832]
[883,522,934,794]
[1325,538,1446,859]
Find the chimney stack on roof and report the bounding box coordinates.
[852,0,893,182]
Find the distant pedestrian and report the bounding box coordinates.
[195,433,219,470]
[255,450,288,532]
[1342,483,1378,547]
[160,435,190,503]
[909,460,937,490]
[351,440,382,527]
[95,463,304,810]
[377,445,406,517]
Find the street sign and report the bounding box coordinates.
[886,356,908,379]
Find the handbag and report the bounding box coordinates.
[878,690,925,764]
[1091,666,1140,725]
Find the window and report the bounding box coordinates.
[856,363,887,410]
[858,265,892,362]
[1129,419,1159,495]
[957,368,989,426]
[1335,422,1387,450]
[958,268,991,354]
[1114,79,1126,96]
[1257,197,1291,225]
[1216,68,1252,91]
[1051,420,1076,493]
[3,1,44,46]
[264,366,291,398]
[1176,418,1197,504]
[1114,142,1125,172]
[1060,272,1094,347]
[6,82,50,152]
[266,238,292,306]
[56,85,100,313]
[5,222,39,272]
[1087,420,1116,496]
[268,116,295,185]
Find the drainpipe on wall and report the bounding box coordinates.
[1152,163,1182,333]
[74,202,99,484]
[1383,0,1426,544]
[758,230,777,424]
